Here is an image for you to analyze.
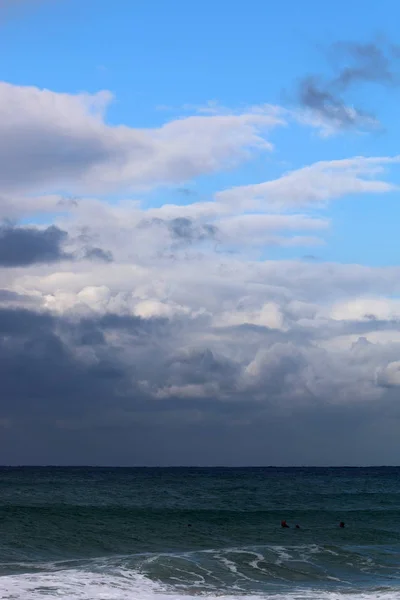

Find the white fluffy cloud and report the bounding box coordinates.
[330,297,400,322]
[377,360,400,387]
[0,82,284,194]
[217,156,400,210]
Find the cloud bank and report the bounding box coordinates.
[0,79,399,465]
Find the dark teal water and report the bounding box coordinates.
[0,467,399,599]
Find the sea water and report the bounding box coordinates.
[0,467,399,599]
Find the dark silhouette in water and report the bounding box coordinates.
[281,520,289,528]
[280,521,346,529]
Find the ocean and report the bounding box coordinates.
[0,467,399,599]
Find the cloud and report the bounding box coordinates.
[0,224,70,266]
[137,217,218,246]
[0,288,40,307]
[297,77,377,134]
[14,153,394,268]
[0,193,71,221]
[81,247,114,263]
[1,288,400,464]
[217,156,399,210]
[3,154,397,230]
[332,40,398,89]
[168,217,218,243]
[330,297,400,322]
[377,360,400,387]
[0,82,285,195]
[295,39,399,133]
[216,214,328,247]
[0,224,114,267]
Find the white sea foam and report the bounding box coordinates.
[0,568,399,600]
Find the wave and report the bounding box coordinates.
[0,566,399,600]
[0,544,400,598]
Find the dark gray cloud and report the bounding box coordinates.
[297,39,399,128]
[168,217,218,242]
[302,254,321,262]
[71,226,113,261]
[138,217,218,244]
[298,76,367,128]
[82,246,113,262]
[332,41,398,89]
[0,288,39,304]
[0,224,114,266]
[177,188,198,198]
[0,224,71,266]
[0,301,399,465]
[0,125,113,191]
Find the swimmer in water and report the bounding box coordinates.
[339,521,345,528]
[281,520,289,528]
[295,524,300,529]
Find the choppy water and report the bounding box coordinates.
[0,467,399,599]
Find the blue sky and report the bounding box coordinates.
[1,0,400,265]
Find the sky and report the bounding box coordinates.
[1,0,400,465]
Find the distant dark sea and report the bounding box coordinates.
[0,467,399,599]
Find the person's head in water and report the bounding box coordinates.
[339,521,345,528]
[295,524,300,529]
[281,520,289,528]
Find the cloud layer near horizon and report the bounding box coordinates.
[1,80,400,465]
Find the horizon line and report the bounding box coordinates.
[0,465,399,469]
